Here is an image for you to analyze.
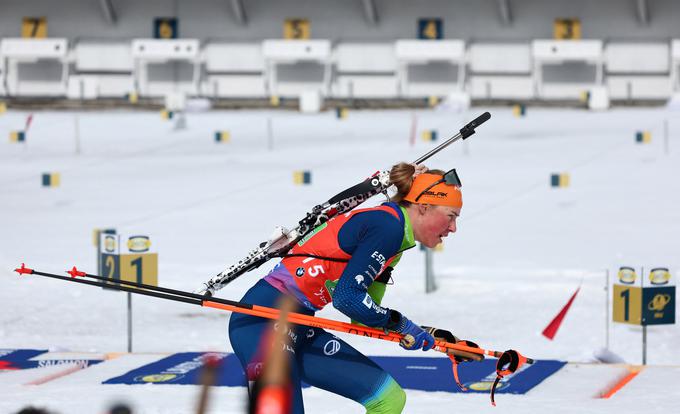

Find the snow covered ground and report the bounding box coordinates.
[1,106,678,413]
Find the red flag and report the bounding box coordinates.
[25,113,34,131]
[542,286,580,340]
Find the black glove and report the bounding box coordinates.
[422,326,459,343]
[421,326,483,362]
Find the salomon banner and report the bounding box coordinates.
[0,349,102,370]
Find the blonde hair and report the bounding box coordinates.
[389,162,444,205]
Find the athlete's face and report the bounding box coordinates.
[414,205,460,248]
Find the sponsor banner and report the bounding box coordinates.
[0,349,48,369]
[0,349,102,370]
[372,356,565,394]
[104,352,245,385]
[104,352,565,394]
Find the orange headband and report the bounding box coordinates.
[403,173,463,207]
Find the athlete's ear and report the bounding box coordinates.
[417,204,429,216]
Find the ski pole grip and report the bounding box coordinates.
[459,112,491,139]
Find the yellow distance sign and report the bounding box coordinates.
[119,253,158,286]
[159,21,174,39]
[102,254,120,280]
[418,18,443,40]
[154,17,178,39]
[101,253,158,287]
[613,284,642,325]
[22,17,47,38]
[554,18,581,40]
[284,19,310,39]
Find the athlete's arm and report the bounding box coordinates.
[332,210,402,327]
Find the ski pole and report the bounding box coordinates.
[413,111,490,165]
[14,263,531,362]
[15,263,534,405]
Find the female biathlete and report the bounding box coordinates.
[229,162,465,413]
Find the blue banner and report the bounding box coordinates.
[104,352,246,386]
[372,356,565,394]
[0,348,102,370]
[105,352,565,394]
[0,349,47,370]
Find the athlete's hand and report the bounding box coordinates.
[422,326,483,362]
[397,317,435,351]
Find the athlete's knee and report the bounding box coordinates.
[364,380,406,414]
[391,385,407,413]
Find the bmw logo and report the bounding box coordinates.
[296,267,305,277]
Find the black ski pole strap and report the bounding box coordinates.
[490,375,502,406]
[490,349,527,406]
